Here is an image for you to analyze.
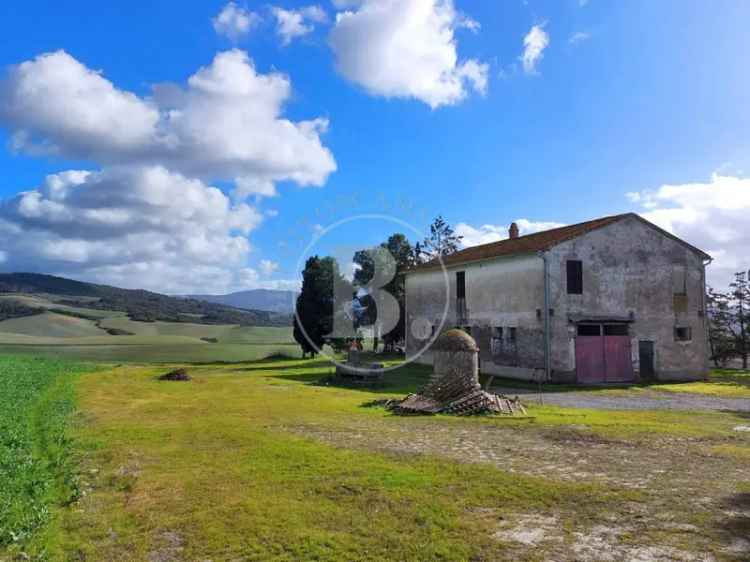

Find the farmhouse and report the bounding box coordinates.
[405,213,711,384]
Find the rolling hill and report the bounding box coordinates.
[0,273,291,327]
[0,274,299,363]
[186,288,298,314]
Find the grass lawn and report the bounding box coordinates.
[3,356,749,560]
[38,359,612,561]
[493,368,750,400]
[647,369,750,399]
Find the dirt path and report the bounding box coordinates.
[284,415,750,561]
[491,386,750,412]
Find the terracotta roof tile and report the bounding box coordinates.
[410,213,710,272]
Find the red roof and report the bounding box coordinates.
[410,213,710,271]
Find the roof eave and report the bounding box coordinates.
[404,250,543,275]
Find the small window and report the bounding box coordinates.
[674,327,692,342]
[577,324,600,336]
[567,260,583,294]
[462,326,472,336]
[604,324,629,336]
[456,271,466,299]
[492,326,503,339]
[430,325,436,337]
[672,264,687,296]
[508,327,517,342]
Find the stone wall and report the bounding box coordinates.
[547,215,708,381]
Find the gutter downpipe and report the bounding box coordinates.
[539,251,552,382]
[702,256,713,375]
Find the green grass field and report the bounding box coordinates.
[1,355,748,560]
[0,356,91,557]
[0,342,300,363]
[0,293,297,363]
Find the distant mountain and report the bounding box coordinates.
[187,289,298,314]
[0,273,291,327]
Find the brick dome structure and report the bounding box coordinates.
[432,329,479,352]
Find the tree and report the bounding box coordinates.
[706,288,736,367]
[707,271,750,369]
[729,271,750,369]
[293,256,351,358]
[415,215,463,262]
[352,234,417,352]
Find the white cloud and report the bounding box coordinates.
[259,259,280,276]
[213,2,261,41]
[0,166,262,294]
[455,219,566,247]
[0,51,159,157]
[0,49,336,197]
[628,172,750,288]
[568,31,590,45]
[456,13,480,33]
[520,24,549,75]
[329,0,488,108]
[271,5,328,45]
[0,49,337,293]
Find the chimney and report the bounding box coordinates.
[509,222,519,239]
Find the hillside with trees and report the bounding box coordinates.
[0,273,290,327]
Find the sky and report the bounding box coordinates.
[0,0,748,294]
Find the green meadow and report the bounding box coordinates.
[0,294,298,363]
[1,353,748,560]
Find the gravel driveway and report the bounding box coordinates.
[492,386,750,412]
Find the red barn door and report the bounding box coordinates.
[575,325,606,383]
[575,324,635,384]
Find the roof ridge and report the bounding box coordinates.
[464,213,632,253]
[410,213,639,272]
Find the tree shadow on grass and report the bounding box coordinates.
[223,356,331,373]
[718,492,750,559]
[268,362,434,395]
[720,409,750,420]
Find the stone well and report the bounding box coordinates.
[429,329,480,389]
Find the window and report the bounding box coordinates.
[577,324,601,336]
[456,271,466,299]
[672,264,687,296]
[604,324,629,336]
[490,327,503,355]
[674,327,692,342]
[508,327,517,342]
[567,260,583,294]
[462,326,472,336]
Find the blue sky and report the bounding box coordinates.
[0,0,748,293]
